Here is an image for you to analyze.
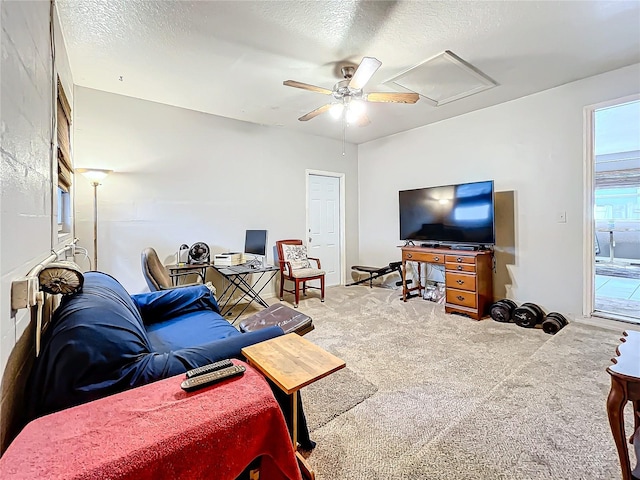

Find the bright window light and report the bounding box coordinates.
[454,205,490,222]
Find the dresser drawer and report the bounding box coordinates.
[445,272,476,292]
[445,254,476,265]
[445,262,476,273]
[446,288,477,309]
[403,251,445,264]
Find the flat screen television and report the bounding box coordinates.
[399,180,495,246]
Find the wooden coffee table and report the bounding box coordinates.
[242,333,346,479]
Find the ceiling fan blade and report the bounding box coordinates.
[348,57,382,90]
[366,92,420,104]
[298,104,332,121]
[284,80,333,95]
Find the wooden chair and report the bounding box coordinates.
[275,240,325,308]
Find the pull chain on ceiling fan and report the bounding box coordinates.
[283,57,419,126]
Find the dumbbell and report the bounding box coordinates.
[513,302,544,328]
[542,312,568,335]
[490,299,518,323]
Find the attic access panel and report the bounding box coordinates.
[386,50,497,106]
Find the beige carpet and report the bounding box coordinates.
[280,285,638,480]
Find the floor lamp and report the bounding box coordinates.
[76,168,113,271]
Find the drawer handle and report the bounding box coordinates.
[456,295,465,301]
[457,257,463,262]
[407,253,412,258]
[434,256,439,261]
[456,279,464,285]
[457,265,462,271]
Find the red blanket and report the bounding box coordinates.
[1,361,301,480]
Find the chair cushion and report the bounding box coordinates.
[290,267,325,278]
[282,244,311,269]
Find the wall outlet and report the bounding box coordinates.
[11,276,38,310]
[557,211,567,223]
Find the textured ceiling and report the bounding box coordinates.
[57,0,640,144]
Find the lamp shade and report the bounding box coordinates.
[76,168,113,184]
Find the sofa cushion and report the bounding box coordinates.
[146,310,240,353]
[132,285,239,353]
[132,284,221,322]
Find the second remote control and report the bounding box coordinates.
[185,359,234,379]
[181,365,246,392]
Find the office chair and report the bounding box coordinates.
[141,247,203,291]
[275,239,325,308]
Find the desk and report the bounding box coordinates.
[242,333,345,480]
[214,263,279,321]
[401,246,493,320]
[0,360,301,480]
[166,262,214,286]
[607,330,640,480]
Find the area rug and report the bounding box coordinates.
[303,367,378,431]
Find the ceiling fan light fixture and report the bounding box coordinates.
[330,103,344,119]
[345,108,361,124]
[350,99,366,115]
[284,56,417,125]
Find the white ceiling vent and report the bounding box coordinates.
[386,50,497,106]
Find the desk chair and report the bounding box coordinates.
[275,240,325,308]
[141,247,203,291]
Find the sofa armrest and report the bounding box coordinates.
[132,285,220,325]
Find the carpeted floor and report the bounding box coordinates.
[282,285,639,480]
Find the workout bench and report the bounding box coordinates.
[347,262,402,288]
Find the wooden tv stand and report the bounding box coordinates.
[401,246,493,320]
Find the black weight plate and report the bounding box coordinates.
[490,302,511,322]
[542,316,562,334]
[514,305,537,328]
[522,302,544,323]
[547,312,568,325]
[501,299,518,312]
[545,312,568,331]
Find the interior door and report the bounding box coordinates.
[308,174,341,286]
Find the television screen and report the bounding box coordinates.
[244,230,267,256]
[399,180,495,245]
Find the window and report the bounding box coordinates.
[57,186,69,230]
[56,78,72,233]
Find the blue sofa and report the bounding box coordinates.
[28,272,285,418]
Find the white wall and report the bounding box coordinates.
[0,2,74,452]
[73,87,359,295]
[358,64,640,318]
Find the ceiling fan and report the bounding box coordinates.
[284,57,419,126]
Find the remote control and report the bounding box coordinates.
[185,359,234,379]
[180,365,246,392]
